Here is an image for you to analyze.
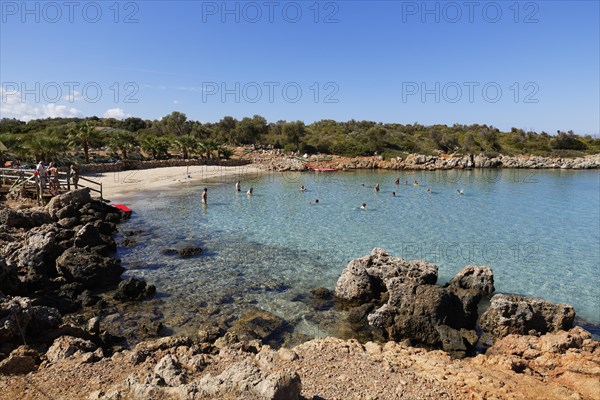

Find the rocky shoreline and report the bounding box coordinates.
[255,153,600,171]
[1,193,599,399]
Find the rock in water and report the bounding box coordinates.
[334,248,494,357]
[335,248,438,303]
[113,278,156,301]
[479,294,576,339]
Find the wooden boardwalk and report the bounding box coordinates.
[0,168,103,204]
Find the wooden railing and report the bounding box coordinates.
[0,168,103,203]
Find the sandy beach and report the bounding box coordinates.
[88,165,264,201]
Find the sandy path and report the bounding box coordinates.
[85,165,264,201]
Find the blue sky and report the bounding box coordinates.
[1,1,598,135]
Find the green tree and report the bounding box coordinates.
[200,139,220,159]
[140,135,171,159]
[107,130,138,160]
[551,131,587,150]
[173,135,198,159]
[217,116,238,145]
[26,133,66,162]
[282,121,306,151]
[156,111,191,137]
[68,122,101,163]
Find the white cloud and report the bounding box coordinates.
[0,87,81,121]
[103,108,130,120]
[173,100,181,104]
[63,90,83,103]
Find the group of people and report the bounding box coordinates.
[201,180,253,204]
[200,177,465,206]
[35,162,80,196]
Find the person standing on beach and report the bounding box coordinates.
[201,188,207,204]
[235,181,241,192]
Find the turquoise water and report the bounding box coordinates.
[116,168,600,340]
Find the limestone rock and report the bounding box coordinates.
[46,335,97,363]
[479,294,575,339]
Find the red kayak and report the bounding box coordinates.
[113,204,132,217]
[305,164,338,172]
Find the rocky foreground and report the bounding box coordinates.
[0,326,598,400]
[1,193,599,399]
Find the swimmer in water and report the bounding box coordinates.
[235,181,241,192]
[310,199,319,204]
[300,185,306,192]
[247,187,253,196]
[360,202,366,210]
[374,183,380,192]
[201,188,207,204]
[457,189,464,195]
[394,177,400,185]
[392,191,396,197]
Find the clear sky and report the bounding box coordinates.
[1,1,598,135]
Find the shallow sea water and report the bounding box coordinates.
[115,168,600,341]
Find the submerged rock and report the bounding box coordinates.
[229,308,288,346]
[479,294,576,339]
[113,278,156,301]
[179,246,202,258]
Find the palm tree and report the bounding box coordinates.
[0,134,27,161]
[173,135,198,159]
[68,122,101,163]
[140,135,171,160]
[25,133,65,162]
[199,139,220,159]
[106,130,138,160]
[218,146,234,160]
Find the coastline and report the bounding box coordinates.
[90,165,264,201]
[1,186,599,399]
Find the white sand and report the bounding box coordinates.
[86,165,264,200]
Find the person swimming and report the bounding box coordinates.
[247,187,253,196]
[310,199,319,204]
[413,180,419,186]
[360,202,366,210]
[457,189,464,195]
[392,191,396,196]
[300,185,306,192]
[235,181,241,192]
[201,188,207,204]
[374,183,380,192]
[426,188,431,193]
[404,180,409,185]
[394,177,400,185]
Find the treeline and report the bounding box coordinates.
[1,112,598,165]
